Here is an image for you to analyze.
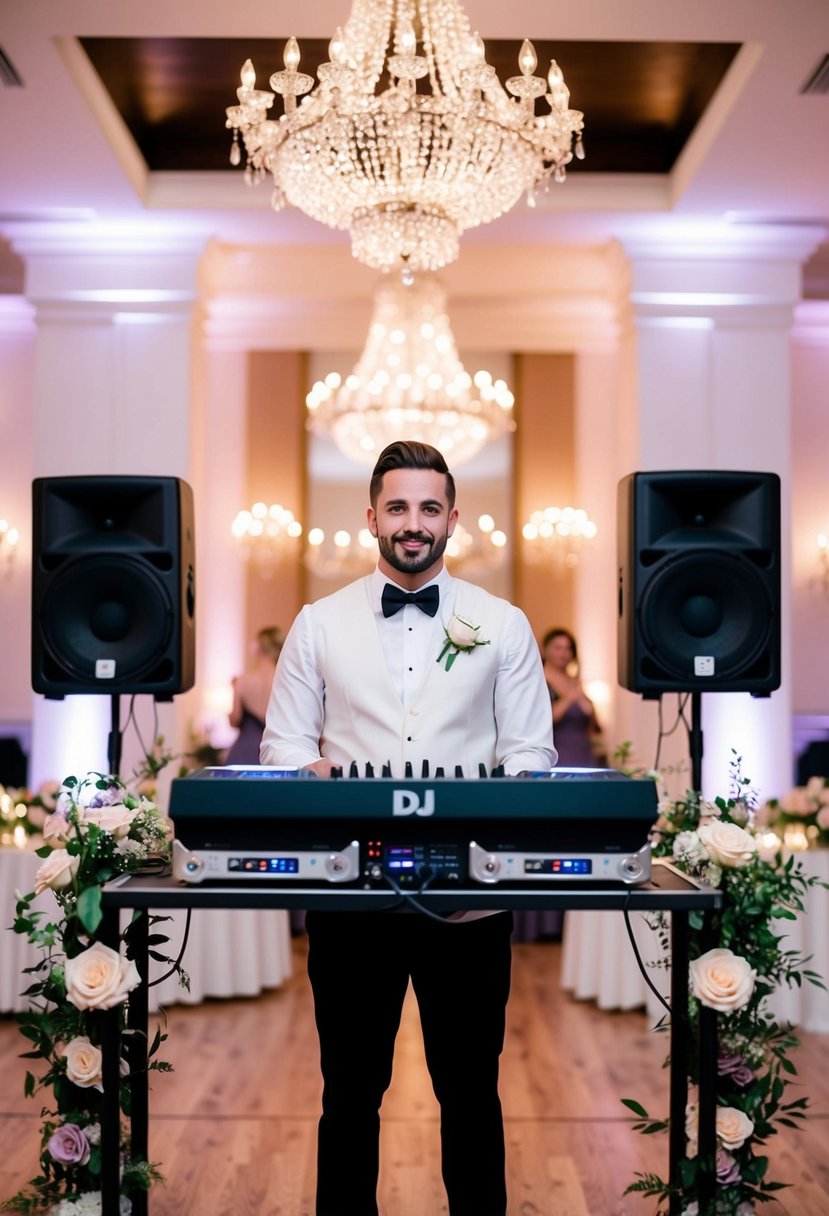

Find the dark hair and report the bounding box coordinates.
[542,627,578,662]
[369,440,456,509]
[256,626,284,663]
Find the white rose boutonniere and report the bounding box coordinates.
[437,614,490,671]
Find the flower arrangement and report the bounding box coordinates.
[0,780,62,845]
[436,614,490,671]
[2,772,185,1216]
[623,755,827,1216]
[755,775,829,851]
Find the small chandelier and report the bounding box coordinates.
[231,502,302,577]
[225,1,584,273]
[522,505,597,568]
[306,274,514,466]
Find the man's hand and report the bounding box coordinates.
[303,759,340,778]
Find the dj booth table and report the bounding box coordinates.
[98,865,722,1216]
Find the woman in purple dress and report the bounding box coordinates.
[542,627,606,768]
[225,626,284,766]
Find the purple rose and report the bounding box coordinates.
[716,1148,741,1186]
[47,1122,91,1166]
[718,1053,755,1087]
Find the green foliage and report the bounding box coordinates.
[3,772,186,1213]
[622,753,828,1216]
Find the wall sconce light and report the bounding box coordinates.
[0,518,20,577]
[817,532,829,593]
[522,506,597,568]
[305,514,507,581]
[231,502,302,578]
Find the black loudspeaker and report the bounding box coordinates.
[617,470,780,695]
[32,476,196,698]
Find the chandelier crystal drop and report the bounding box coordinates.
[225,0,584,273]
[306,275,515,466]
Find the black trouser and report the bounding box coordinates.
[305,910,513,1216]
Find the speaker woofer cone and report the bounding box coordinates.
[39,555,173,682]
[638,550,773,681]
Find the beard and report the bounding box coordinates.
[377,528,449,576]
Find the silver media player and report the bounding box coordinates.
[172,838,360,884]
[468,840,651,884]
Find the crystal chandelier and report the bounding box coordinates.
[225,0,584,273]
[306,274,514,466]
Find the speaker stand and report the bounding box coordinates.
[107,694,123,779]
[689,691,703,793]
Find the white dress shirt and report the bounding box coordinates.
[261,565,555,775]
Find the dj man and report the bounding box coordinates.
[261,439,555,1216]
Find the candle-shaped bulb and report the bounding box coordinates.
[329,27,346,64]
[518,39,537,77]
[283,36,301,71]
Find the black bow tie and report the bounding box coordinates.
[381,583,440,618]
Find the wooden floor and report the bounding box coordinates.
[2,937,829,1215]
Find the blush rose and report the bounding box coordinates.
[34,848,79,895]
[64,941,141,1011]
[82,803,137,838]
[62,1035,104,1091]
[690,947,756,1012]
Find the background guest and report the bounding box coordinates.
[225,626,284,766]
[542,627,606,768]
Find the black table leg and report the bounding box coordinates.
[99,904,122,1216]
[697,911,719,1212]
[127,910,150,1216]
[668,911,689,1216]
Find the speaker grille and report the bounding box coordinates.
[39,554,174,683]
[638,550,774,682]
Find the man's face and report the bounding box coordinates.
[368,466,458,587]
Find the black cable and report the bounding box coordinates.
[380,868,469,925]
[621,890,671,1017]
[653,692,690,772]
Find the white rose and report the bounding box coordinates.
[64,941,141,1011]
[446,615,480,648]
[697,820,757,868]
[62,1035,103,1091]
[689,947,756,1012]
[716,1105,754,1150]
[82,802,137,839]
[672,830,708,867]
[34,849,79,894]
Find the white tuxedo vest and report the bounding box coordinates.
[307,576,510,778]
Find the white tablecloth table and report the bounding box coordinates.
[1,847,293,1014]
[561,850,829,1033]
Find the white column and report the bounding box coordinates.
[0,298,36,740]
[617,224,825,802]
[8,223,204,792]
